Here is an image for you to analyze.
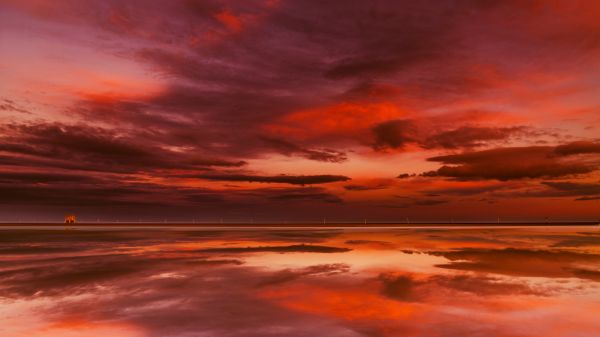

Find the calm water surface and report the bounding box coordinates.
[0,226,599,336]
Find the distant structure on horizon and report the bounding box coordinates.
[64,215,76,224]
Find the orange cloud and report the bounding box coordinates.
[265,102,407,141]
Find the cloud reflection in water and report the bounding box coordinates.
[0,227,599,337]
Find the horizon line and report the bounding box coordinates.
[0,221,598,227]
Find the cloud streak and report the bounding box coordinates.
[193,174,351,185]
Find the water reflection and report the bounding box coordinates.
[0,226,599,336]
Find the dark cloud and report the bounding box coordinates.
[197,244,351,254]
[476,180,600,201]
[571,268,600,281]
[542,181,600,199]
[0,182,159,207]
[0,172,241,211]
[318,1,499,82]
[344,184,389,191]
[0,171,99,184]
[345,239,392,245]
[325,56,418,80]
[554,141,600,156]
[576,196,600,201]
[265,188,344,203]
[0,98,31,114]
[0,122,246,174]
[414,199,449,206]
[379,196,450,208]
[0,245,80,254]
[0,175,332,211]
[372,119,419,150]
[424,144,600,181]
[339,81,401,101]
[423,126,528,149]
[372,122,535,151]
[193,174,350,185]
[423,184,511,196]
[0,181,351,221]
[259,136,347,163]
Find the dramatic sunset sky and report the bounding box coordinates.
[0,0,599,222]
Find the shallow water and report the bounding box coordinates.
[0,226,599,337]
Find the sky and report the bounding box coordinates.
[0,0,599,222]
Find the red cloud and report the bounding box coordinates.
[423,143,600,181]
[213,9,243,32]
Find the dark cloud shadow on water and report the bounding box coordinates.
[430,248,600,280]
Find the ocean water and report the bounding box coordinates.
[0,226,599,336]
